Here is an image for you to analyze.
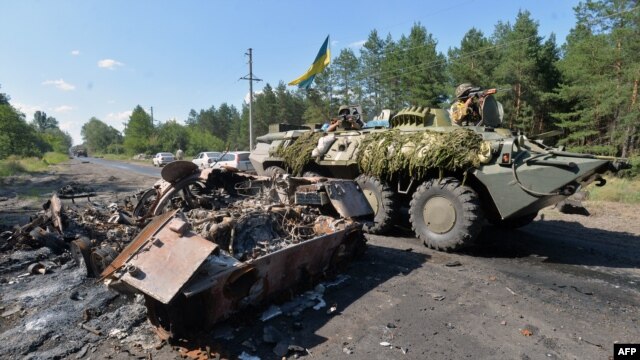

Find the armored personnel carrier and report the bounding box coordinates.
[249,95,630,251]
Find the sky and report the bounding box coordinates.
[1,0,582,145]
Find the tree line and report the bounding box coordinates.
[0,87,72,159]
[1,0,637,159]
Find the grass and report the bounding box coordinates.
[0,152,69,177]
[586,176,640,204]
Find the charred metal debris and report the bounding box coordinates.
[1,161,372,343]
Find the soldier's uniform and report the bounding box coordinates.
[450,83,482,126]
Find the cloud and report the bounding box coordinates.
[53,105,74,113]
[42,79,76,91]
[348,40,366,49]
[331,40,339,46]
[12,102,41,119]
[98,59,124,70]
[71,50,80,56]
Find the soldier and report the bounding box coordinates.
[450,83,482,126]
[337,106,364,130]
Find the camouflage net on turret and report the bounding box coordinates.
[270,131,324,175]
[355,129,484,180]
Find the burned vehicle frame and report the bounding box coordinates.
[102,161,372,339]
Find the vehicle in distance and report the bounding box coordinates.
[211,151,254,171]
[192,152,222,169]
[152,152,175,167]
[70,146,87,157]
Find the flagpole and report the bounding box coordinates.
[327,34,332,119]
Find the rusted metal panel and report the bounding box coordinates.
[144,223,364,338]
[116,216,218,304]
[100,210,176,279]
[324,180,373,218]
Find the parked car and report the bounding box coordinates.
[211,151,254,171]
[192,152,222,169]
[152,152,175,167]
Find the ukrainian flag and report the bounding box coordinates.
[288,35,331,89]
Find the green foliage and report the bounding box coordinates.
[356,129,484,180]
[39,128,73,153]
[0,103,42,158]
[0,152,68,177]
[123,105,154,154]
[271,131,323,175]
[81,117,122,153]
[31,111,59,132]
[157,120,188,152]
[448,28,496,88]
[587,176,640,203]
[0,159,25,176]
[186,127,225,155]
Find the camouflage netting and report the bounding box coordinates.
[356,129,485,180]
[271,131,324,175]
[271,128,485,179]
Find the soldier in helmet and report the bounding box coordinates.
[450,83,482,126]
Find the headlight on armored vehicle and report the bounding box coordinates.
[478,141,493,164]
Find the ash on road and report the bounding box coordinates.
[0,158,638,359]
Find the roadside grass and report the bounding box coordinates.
[586,176,640,204]
[0,152,69,177]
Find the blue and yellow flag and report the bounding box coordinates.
[288,35,331,89]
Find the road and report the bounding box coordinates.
[83,156,162,178]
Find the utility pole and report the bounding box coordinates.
[150,106,154,127]
[240,48,262,150]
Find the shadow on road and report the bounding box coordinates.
[465,220,640,269]
[171,244,430,358]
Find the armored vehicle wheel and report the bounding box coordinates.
[409,177,483,251]
[355,175,397,234]
[265,166,286,177]
[489,212,538,229]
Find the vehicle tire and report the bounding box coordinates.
[264,166,286,177]
[488,212,538,229]
[409,177,483,251]
[355,174,398,234]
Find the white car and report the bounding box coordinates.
[211,151,254,171]
[152,152,175,167]
[192,152,222,168]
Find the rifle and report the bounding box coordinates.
[459,87,510,100]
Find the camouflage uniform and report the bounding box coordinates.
[449,100,481,126]
[450,83,481,126]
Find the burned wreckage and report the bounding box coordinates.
[5,161,369,340]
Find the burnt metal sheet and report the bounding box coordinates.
[119,216,218,304]
[100,210,176,279]
[324,180,373,218]
[161,161,198,183]
[163,224,364,334]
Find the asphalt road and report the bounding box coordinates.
[83,157,162,178]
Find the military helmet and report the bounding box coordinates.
[455,83,474,99]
